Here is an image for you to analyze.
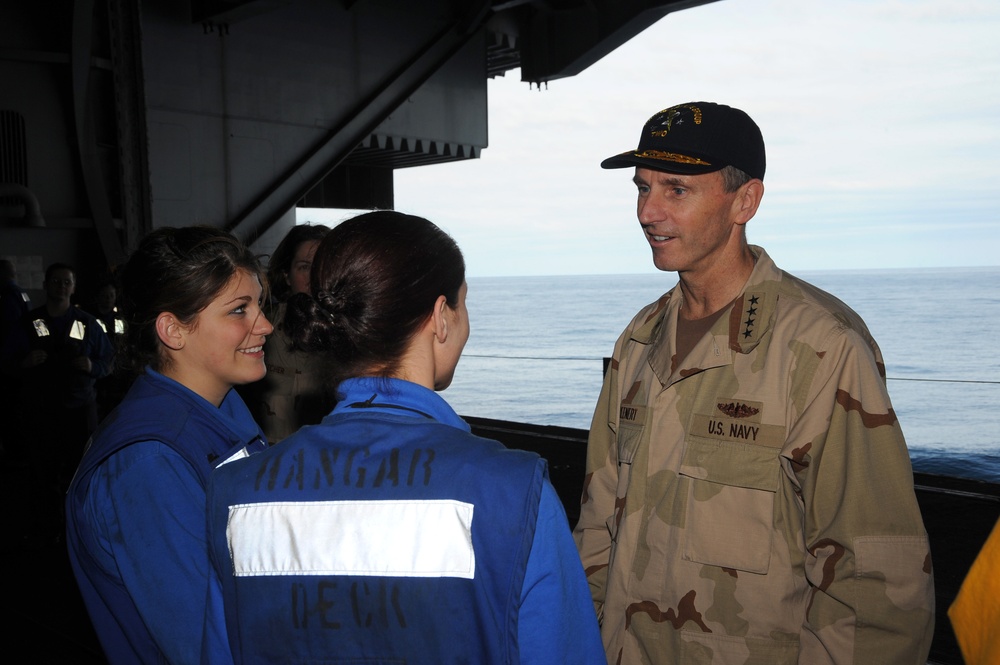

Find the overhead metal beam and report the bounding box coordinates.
[71,0,127,266]
[519,0,723,83]
[225,5,490,245]
[108,0,153,255]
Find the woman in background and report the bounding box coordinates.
[66,226,272,664]
[241,223,331,442]
[206,210,605,664]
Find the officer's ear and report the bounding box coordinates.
[733,179,764,227]
[155,312,185,351]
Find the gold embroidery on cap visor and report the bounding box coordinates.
[632,149,712,166]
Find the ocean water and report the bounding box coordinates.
[443,267,1000,483]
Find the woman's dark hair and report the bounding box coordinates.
[286,210,465,386]
[266,223,329,303]
[117,226,266,374]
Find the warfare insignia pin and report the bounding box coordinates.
[717,402,760,419]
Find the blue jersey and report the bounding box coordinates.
[207,377,604,664]
[66,369,267,664]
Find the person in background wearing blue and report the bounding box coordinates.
[2,262,113,537]
[4,263,112,467]
[66,226,273,665]
[205,210,605,664]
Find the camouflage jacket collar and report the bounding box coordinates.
[635,246,782,387]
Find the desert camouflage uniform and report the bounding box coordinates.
[247,302,333,443]
[574,246,934,665]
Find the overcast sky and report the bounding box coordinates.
[305,0,1000,277]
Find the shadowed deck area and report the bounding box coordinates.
[2,419,996,663]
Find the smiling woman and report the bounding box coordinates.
[159,268,272,406]
[64,226,272,665]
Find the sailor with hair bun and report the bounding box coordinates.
[206,210,606,664]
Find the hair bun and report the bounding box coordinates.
[315,290,345,322]
[286,291,341,354]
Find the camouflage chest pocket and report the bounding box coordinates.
[678,439,780,574]
[607,403,646,543]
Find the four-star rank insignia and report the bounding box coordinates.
[742,294,760,339]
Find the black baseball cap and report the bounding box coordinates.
[600,102,766,181]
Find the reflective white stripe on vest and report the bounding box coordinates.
[32,319,50,337]
[220,445,252,467]
[227,500,475,579]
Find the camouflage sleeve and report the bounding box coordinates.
[573,336,623,621]
[790,327,934,664]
